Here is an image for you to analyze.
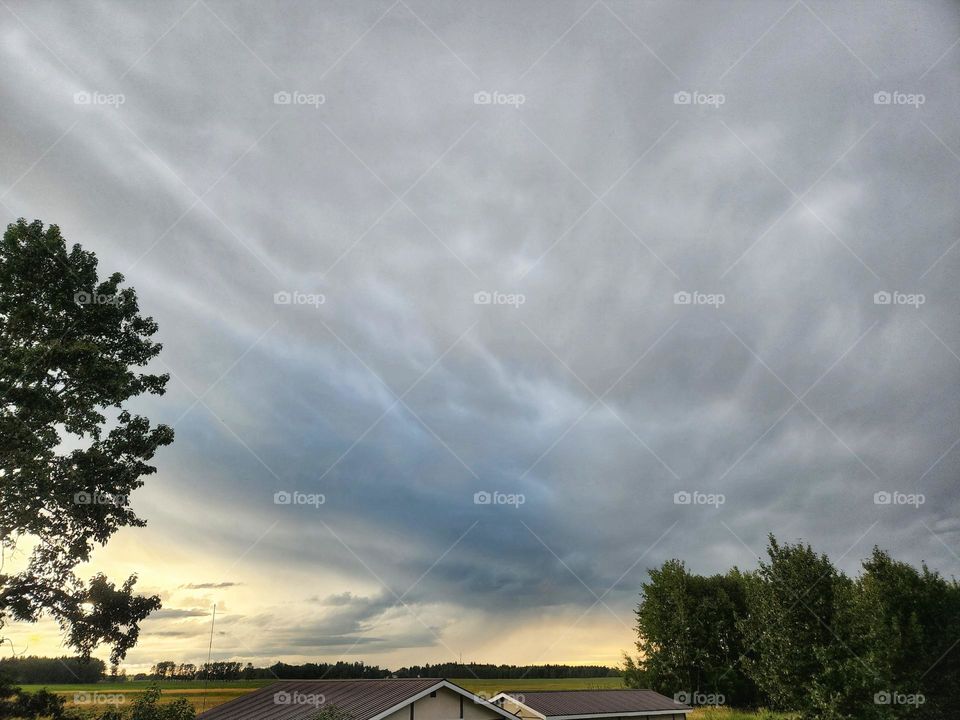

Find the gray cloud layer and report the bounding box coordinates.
[2,0,959,666]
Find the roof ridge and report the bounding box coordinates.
[502,689,645,693]
[268,677,446,682]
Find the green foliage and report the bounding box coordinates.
[814,548,960,720]
[630,536,960,719]
[625,560,757,706]
[0,672,69,719]
[0,219,173,718]
[92,686,194,720]
[311,706,352,720]
[0,219,171,667]
[737,537,848,712]
[0,656,105,684]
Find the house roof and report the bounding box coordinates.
[197,678,517,720]
[493,690,692,717]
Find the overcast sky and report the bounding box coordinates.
[2,0,959,673]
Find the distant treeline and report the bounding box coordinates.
[142,660,619,682]
[396,664,620,679]
[0,656,106,684]
[0,658,620,684]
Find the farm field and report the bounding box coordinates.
[19,677,792,718]
[20,677,623,713]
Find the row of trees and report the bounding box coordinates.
[145,660,620,681]
[0,657,106,685]
[395,663,620,679]
[0,654,621,685]
[150,661,246,681]
[625,535,960,719]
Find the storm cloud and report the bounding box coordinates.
[2,0,958,671]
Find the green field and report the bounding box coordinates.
[19,680,271,714]
[20,677,792,718]
[455,677,625,694]
[20,678,622,714]
[687,710,796,720]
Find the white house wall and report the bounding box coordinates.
[380,687,504,720]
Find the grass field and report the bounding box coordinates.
[19,677,793,718]
[20,677,622,714]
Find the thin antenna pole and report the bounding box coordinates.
[201,604,216,713]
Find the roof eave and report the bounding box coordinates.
[489,692,547,720]
[544,711,693,719]
[489,694,691,718]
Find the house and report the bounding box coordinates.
[196,678,520,720]
[491,690,692,720]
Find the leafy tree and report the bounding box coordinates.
[628,536,960,717]
[625,560,757,706]
[95,686,194,720]
[0,655,105,684]
[0,673,69,719]
[151,662,176,680]
[736,536,853,712]
[0,219,172,712]
[817,548,960,720]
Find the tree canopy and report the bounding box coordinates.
[0,218,172,666]
[626,535,960,719]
